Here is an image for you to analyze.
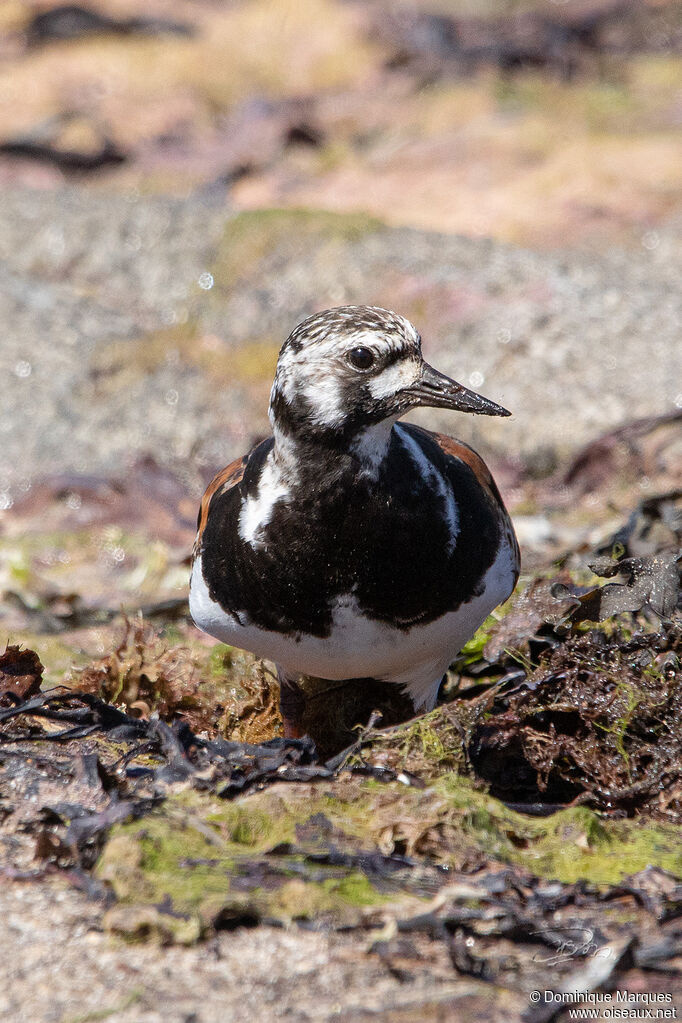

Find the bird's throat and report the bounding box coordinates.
[272,417,398,484]
[348,416,400,473]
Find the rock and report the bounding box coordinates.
[0,195,679,502]
[0,644,43,703]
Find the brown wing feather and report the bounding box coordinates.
[192,454,246,560]
[432,432,498,495]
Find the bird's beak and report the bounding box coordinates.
[404,362,511,417]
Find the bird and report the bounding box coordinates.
[190,305,519,739]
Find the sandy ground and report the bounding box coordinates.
[0,880,514,1023]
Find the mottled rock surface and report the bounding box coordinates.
[1,192,680,508]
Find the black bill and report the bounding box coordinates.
[405,362,511,417]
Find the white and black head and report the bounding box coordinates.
[269,305,509,447]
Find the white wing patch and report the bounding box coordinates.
[395,425,459,554]
[189,553,252,638]
[238,458,289,547]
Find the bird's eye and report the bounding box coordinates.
[347,346,375,371]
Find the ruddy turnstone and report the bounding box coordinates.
[190,306,519,737]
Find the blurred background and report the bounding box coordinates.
[0,0,680,669]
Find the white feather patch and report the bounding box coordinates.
[301,375,344,428]
[189,553,251,637]
[367,359,420,400]
[238,458,289,547]
[349,417,399,472]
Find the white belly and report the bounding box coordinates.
[190,540,515,710]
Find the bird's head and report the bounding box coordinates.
[269,305,510,447]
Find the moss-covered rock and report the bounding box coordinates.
[96,773,682,942]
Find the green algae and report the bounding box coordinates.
[97,788,392,939]
[436,775,682,885]
[362,702,480,780]
[394,713,465,774]
[457,614,498,667]
[207,643,233,679]
[96,772,682,942]
[322,872,387,908]
[455,591,517,670]
[222,806,274,846]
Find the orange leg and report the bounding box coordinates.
[277,667,305,739]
